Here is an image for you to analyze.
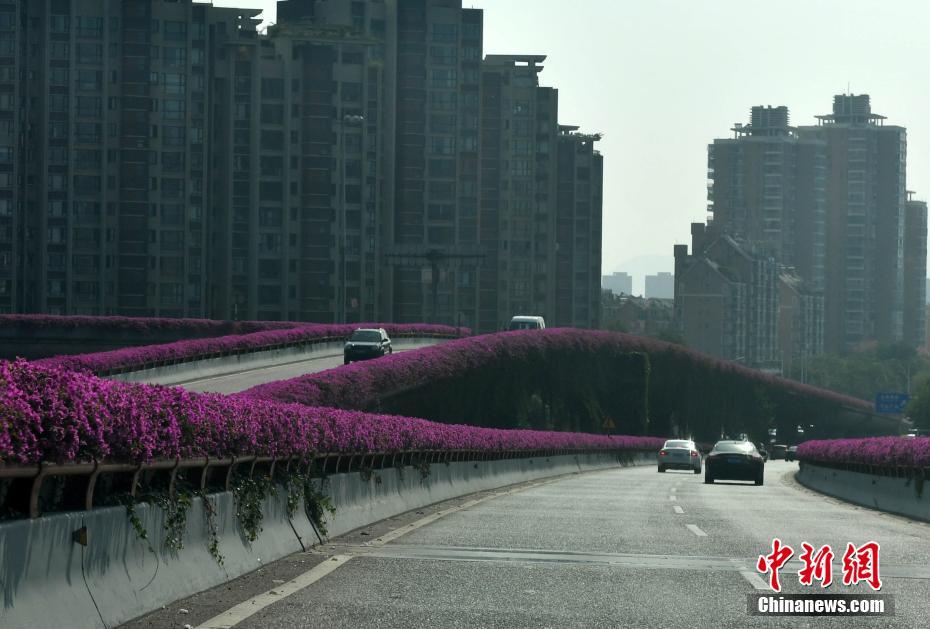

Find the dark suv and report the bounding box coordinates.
[344,328,392,364]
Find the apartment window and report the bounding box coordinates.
[163,47,187,67]
[76,70,101,91]
[76,43,102,64]
[164,21,187,41]
[258,285,280,305]
[341,82,362,103]
[48,94,69,113]
[429,181,454,200]
[163,73,186,94]
[50,15,69,34]
[163,99,186,120]
[75,122,101,143]
[260,155,283,176]
[261,103,284,124]
[76,96,101,117]
[429,114,455,134]
[76,16,103,38]
[259,207,282,227]
[74,175,100,195]
[462,22,481,40]
[161,230,183,252]
[161,178,183,199]
[49,67,69,86]
[75,149,101,167]
[429,159,455,178]
[429,91,457,111]
[163,126,185,146]
[430,136,455,155]
[261,78,284,99]
[261,130,283,151]
[50,42,70,61]
[462,46,480,61]
[342,50,364,65]
[432,23,457,43]
[162,151,184,172]
[259,233,282,253]
[48,121,68,141]
[190,47,205,66]
[429,46,457,65]
[430,69,457,88]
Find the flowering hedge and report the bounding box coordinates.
[243,329,871,412]
[0,360,658,465]
[240,328,882,442]
[796,437,930,469]
[0,314,303,337]
[34,323,468,375]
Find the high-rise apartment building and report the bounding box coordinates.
[4,0,604,329]
[387,1,484,328]
[555,125,602,328]
[209,1,388,322]
[904,193,927,348]
[479,55,558,330]
[708,105,826,292]
[674,222,779,369]
[644,272,674,299]
[5,0,248,317]
[0,2,25,313]
[798,94,907,351]
[602,272,633,296]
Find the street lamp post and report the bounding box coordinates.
[338,114,364,323]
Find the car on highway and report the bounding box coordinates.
[769,444,788,460]
[508,315,546,330]
[704,440,765,486]
[344,328,393,365]
[657,439,702,474]
[785,445,798,462]
[755,442,769,462]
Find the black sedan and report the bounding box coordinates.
[704,440,765,486]
[344,328,393,364]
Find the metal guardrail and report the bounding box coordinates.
[0,448,624,519]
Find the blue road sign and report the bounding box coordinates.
[875,392,909,414]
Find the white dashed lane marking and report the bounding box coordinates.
[685,524,707,537]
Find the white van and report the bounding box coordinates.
[508,315,546,331]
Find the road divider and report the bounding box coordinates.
[796,461,930,523]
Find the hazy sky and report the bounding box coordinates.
[206,0,930,294]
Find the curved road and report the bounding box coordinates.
[123,462,930,628]
[168,340,437,394]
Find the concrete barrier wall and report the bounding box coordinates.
[0,452,652,629]
[796,461,930,523]
[113,338,438,386]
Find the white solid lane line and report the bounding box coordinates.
[196,555,353,629]
[673,505,684,514]
[685,524,707,537]
[729,558,768,591]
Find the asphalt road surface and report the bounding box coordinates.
[168,340,436,394]
[124,461,930,628]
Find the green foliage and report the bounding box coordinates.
[156,490,193,552]
[787,343,925,402]
[232,475,273,543]
[302,478,335,537]
[198,491,225,566]
[652,328,686,346]
[907,379,930,429]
